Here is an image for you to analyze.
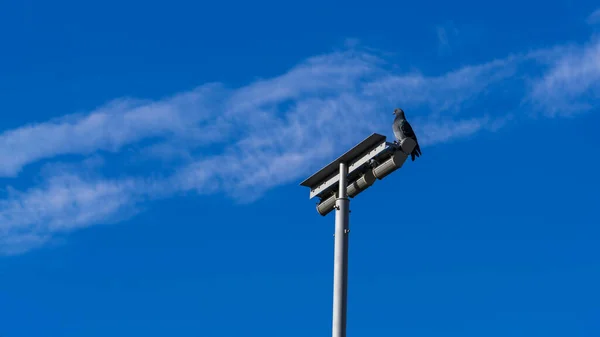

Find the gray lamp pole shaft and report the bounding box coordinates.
[332,162,350,337]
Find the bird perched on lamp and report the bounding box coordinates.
[392,108,422,161]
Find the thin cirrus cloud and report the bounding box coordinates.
[587,8,600,25]
[1,25,599,254]
[528,36,600,116]
[0,85,227,178]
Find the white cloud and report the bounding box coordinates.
[0,85,226,177]
[435,23,459,53]
[528,37,600,116]
[0,174,145,254]
[1,30,599,254]
[363,56,521,114]
[587,9,600,25]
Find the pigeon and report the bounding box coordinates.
[392,108,422,161]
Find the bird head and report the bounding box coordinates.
[393,108,406,119]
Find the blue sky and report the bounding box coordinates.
[1,0,600,336]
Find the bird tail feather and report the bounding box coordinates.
[410,145,421,161]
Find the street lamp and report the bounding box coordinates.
[300,133,416,337]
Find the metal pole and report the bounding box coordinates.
[332,161,350,337]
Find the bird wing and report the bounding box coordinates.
[401,120,422,160]
[400,120,417,140]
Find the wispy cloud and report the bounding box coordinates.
[587,9,600,25]
[0,85,227,177]
[528,37,600,116]
[1,24,599,254]
[0,174,144,254]
[435,23,459,53]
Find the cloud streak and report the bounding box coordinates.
[1,27,599,254]
[0,174,144,254]
[587,9,600,25]
[528,36,600,116]
[435,23,459,54]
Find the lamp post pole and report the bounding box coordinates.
[332,161,350,337]
[300,134,417,337]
